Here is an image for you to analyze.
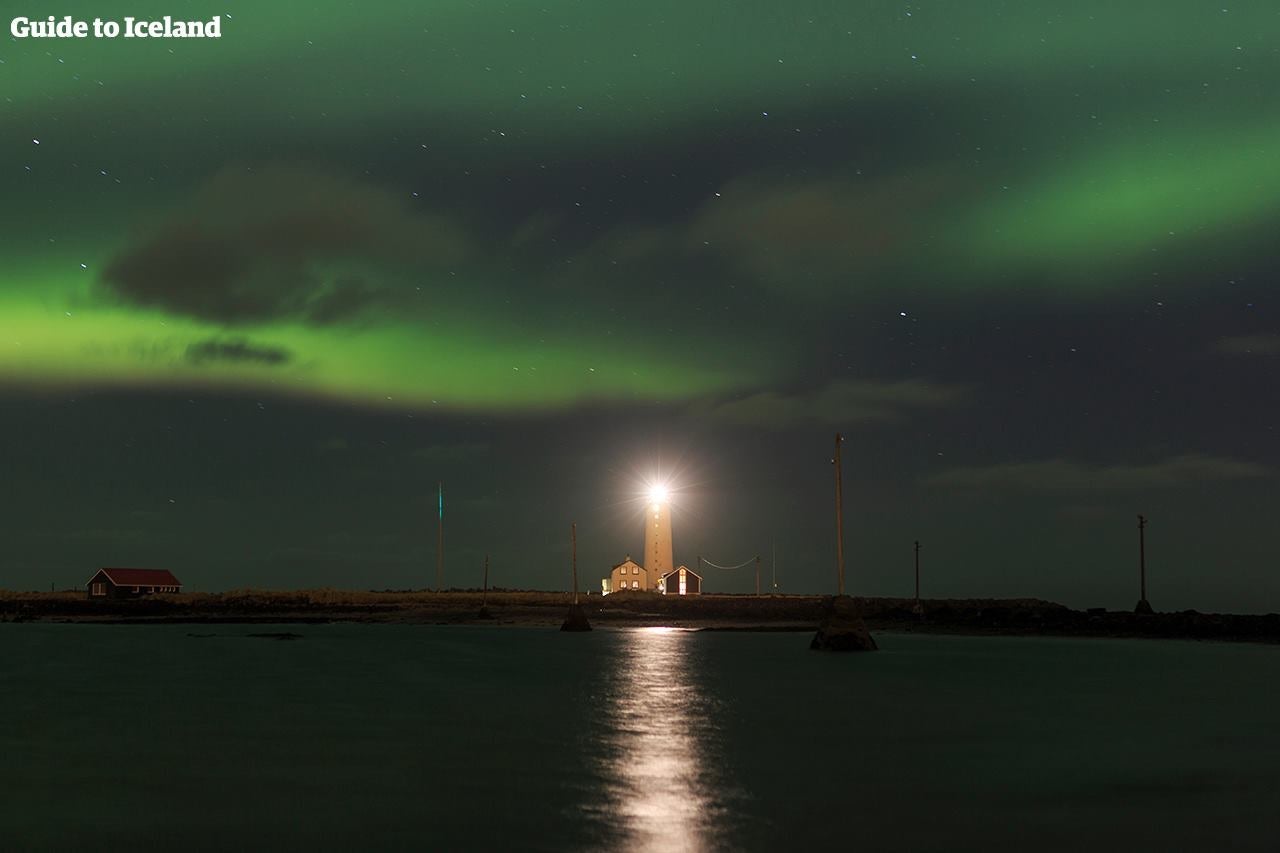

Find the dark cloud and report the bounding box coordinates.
[185,337,292,366]
[556,167,966,299]
[697,379,967,428]
[100,165,471,325]
[686,173,942,282]
[304,276,385,326]
[926,454,1269,492]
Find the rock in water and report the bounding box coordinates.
[560,602,592,632]
[1134,599,1154,615]
[811,595,877,651]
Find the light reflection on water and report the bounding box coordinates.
[582,627,731,853]
[6,625,1280,851]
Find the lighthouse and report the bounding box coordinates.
[644,485,674,583]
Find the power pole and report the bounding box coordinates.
[914,540,921,604]
[755,555,761,596]
[833,433,846,597]
[435,481,444,592]
[560,521,591,631]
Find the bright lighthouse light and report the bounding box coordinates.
[647,484,670,505]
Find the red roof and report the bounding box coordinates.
[90,568,182,587]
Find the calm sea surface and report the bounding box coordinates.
[2,625,1277,852]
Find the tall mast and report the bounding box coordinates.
[1138,514,1147,601]
[436,481,444,591]
[914,540,921,603]
[833,433,846,597]
[571,522,579,605]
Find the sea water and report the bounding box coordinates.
[1,625,1277,852]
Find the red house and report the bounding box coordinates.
[86,568,183,599]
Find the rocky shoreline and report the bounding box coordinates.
[2,590,1278,644]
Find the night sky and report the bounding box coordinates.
[2,1,1277,611]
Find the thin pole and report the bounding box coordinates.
[755,555,761,596]
[833,433,846,597]
[571,522,579,605]
[914,540,921,603]
[436,482,444,592]
[772,540,777,592]
[482,554,489,606]
[1138,514,1147,601]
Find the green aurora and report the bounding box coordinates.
[4,1,1279,409]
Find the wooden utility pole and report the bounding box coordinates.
[560,521,591,631]
[571,522,579,605]
[755,555,761,596]
[914,540,921,604]
[436,481,444,592]
[833,433,846,596]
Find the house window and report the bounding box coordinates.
[132,586,139,593]
[632,580,639,589]
[91,582,105,597]
[632,566,639,574]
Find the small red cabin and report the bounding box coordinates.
[86,568,183,599]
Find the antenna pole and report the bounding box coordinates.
[1138,514,1147,602]
[914,540,921,604]
[772,540,777,592]
[483,554,489,606]
[833,433,846,597]
[571,522,579,605]
[755,555,761,597]
[436,482,444,592]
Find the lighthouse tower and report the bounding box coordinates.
[643,488,674,588]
